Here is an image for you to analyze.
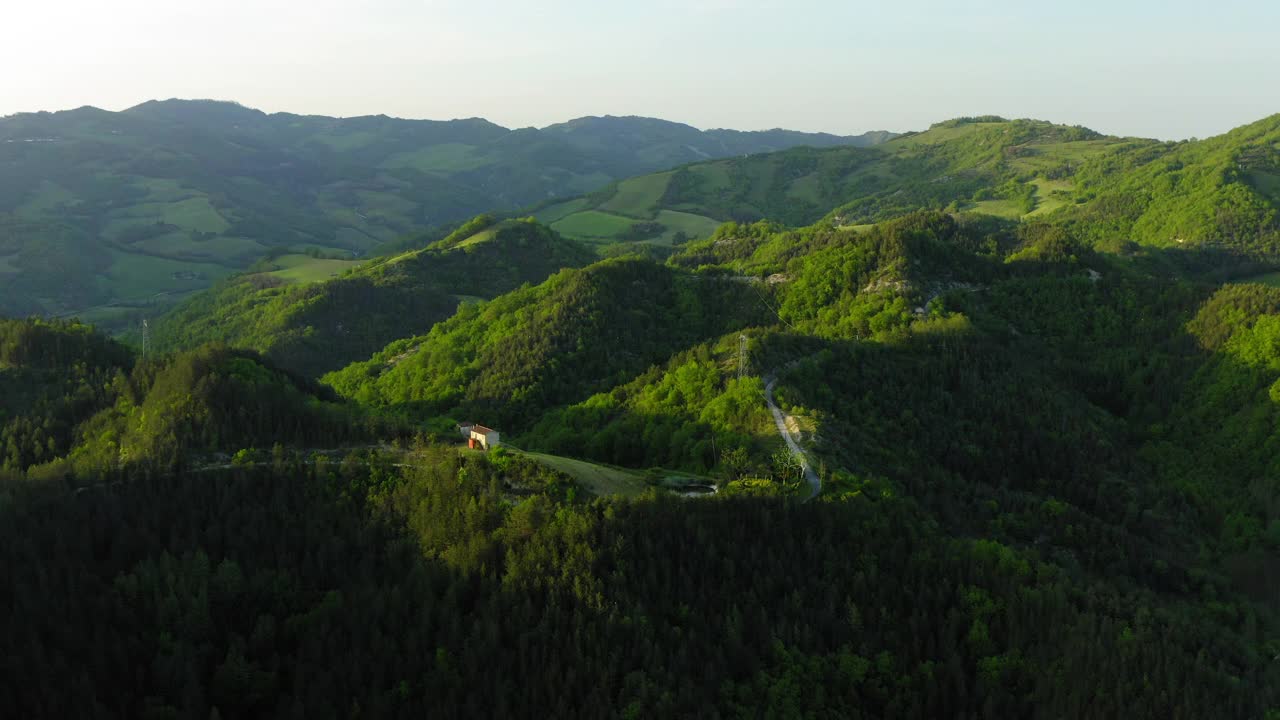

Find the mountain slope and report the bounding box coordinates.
[323,257,771,427]
[536,117,1131,249]
[0,99,892,327]
[539,114,1280,261]
[151,217,594,377]
[1059,114,1280,250]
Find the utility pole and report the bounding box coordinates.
[141,319,150,358]
[738,334,748,380]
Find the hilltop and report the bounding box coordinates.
[538,114,1280,260]
[0,99,893,328]
[532,117,1125,247]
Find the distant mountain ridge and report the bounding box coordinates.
[0,98,895,327]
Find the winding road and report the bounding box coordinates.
[763,375,821,500]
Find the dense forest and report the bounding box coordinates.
[2,447,1275,719]
[4,111,1280,718]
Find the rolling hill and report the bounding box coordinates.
[534,117,1131,248]
[0,99,892,328]
[150,217,595,377]
[537,114,1280,259]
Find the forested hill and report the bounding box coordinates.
[539,114,1280,258]
[150,217,594,377]
[1,317,389,480]
[0,99,892,327]
[322,256,772,428]
[534,117,1130,247]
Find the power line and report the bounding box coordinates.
[746,278,801,332]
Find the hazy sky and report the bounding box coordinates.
[3,0,1277,139]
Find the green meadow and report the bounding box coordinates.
[267,255,362,284]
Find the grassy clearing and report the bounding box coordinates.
[689,162,732,190]
[520,451,650,497]
[969,199,1026,219]
[159,197,232,233]
[535,198,591,224]
[655,210,722,244]
[108,196,231,234]
[886,123,1000,148]
[95,249,234,300]
[455,228,498,248]
[1009,140,1118,175]
[130,232,266,262]
[267,255,361,284]
[551,210,635,241]
[380,143,488,173]
[599,173,672,218]
[1026,179,1074,217]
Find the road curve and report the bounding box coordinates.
[763,375,821,500]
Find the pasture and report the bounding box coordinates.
[267,254,361,284]
[599,172,672,218]
[534,198,591,224]
[551,210,636,241]
[654,210,721,244]
[520,451,650,497]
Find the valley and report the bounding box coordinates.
[0,101,894,329]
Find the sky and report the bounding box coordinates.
[2,0,1277,140]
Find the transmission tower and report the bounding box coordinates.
[141,319,150,358]
[738,334,748,380]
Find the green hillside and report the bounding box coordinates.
[1057,114,1280,250]
[0,319,386,480]
[542,115,1280,266]
[0,318,135,473]
[151,217,594,377]
[541,118,1130,249]
[0,100,892,328]
[7,113,1280,718]
[323,257,772,427]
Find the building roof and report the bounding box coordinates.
[472,425,497,434]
